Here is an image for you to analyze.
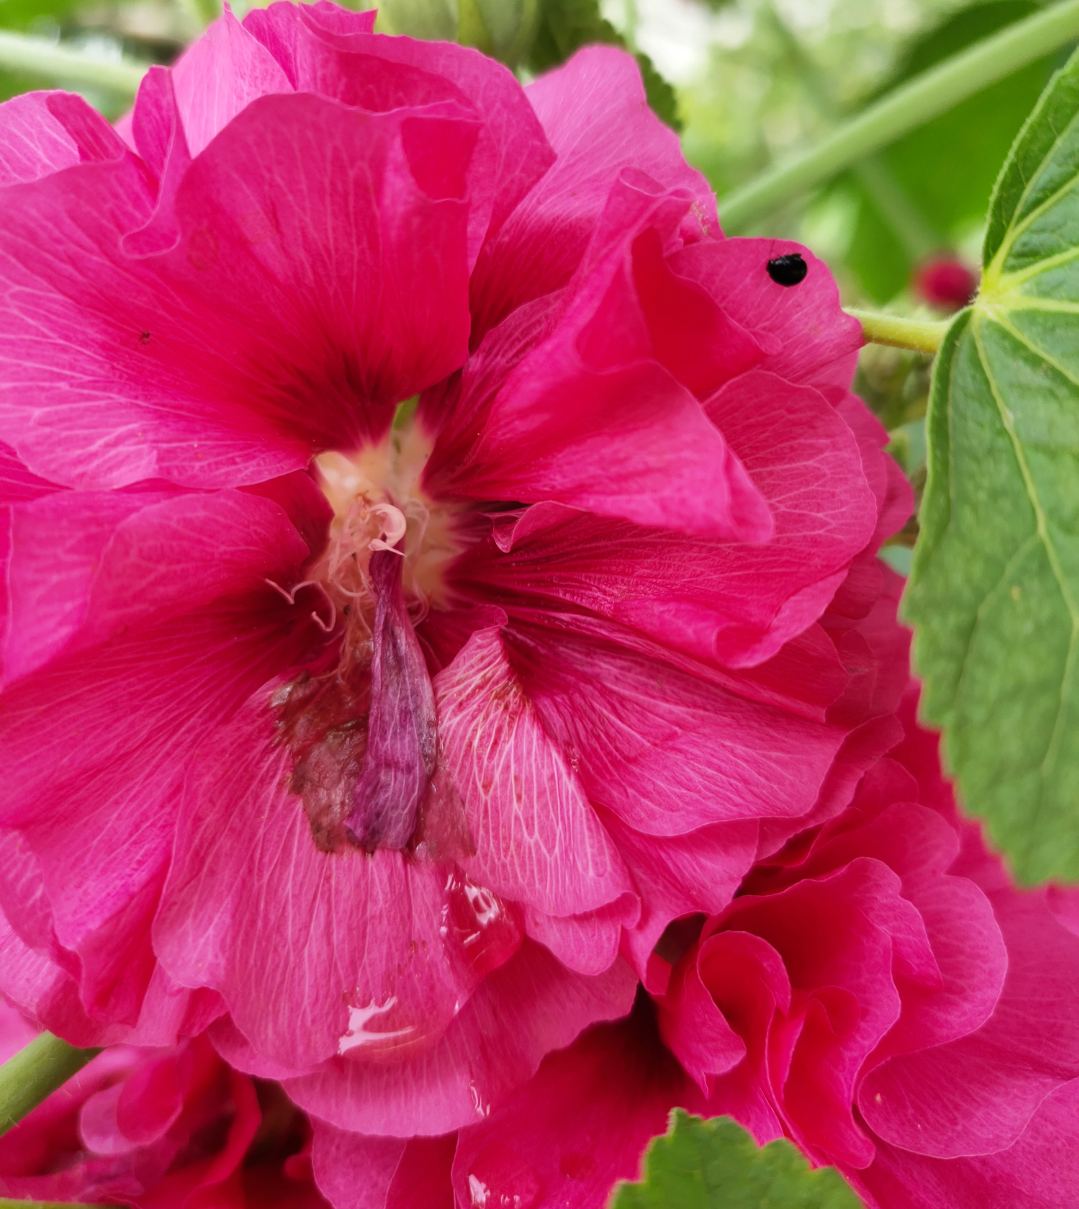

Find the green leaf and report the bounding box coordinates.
[844,0,1061,302]
[526,0,681,131]
[906,42,1079,882]
[609,1112,862,1209]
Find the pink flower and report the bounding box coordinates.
[0,996,328,1207]
[305,695,1079,1209]
[0,2,908,1139]
[652,691,1079,1209]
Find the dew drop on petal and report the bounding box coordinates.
[442,868,523,980]
[467,1140,543,1208]
[337,994,417,1055]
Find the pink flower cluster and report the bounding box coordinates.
[0,5,1076,1206]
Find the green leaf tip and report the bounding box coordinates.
[907,41,1079,883]
[609,1111,862,1209]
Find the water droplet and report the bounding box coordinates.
[468,1079,491,1118]
[443,868,522,979]
[467,1140,543,1208]
[337,994,416,1055]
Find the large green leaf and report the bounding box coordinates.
[609,1112,861,1208]
[906,42,1079,882]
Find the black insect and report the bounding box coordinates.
[766,253,808,287]
[139,331,151,345]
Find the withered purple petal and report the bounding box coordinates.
[345,548,438,851]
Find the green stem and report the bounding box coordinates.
[764,4,942,257]
[0,31,148,95]
[0,1201,111,1208]
[623,0,639,53]
[719,0,1079,232]
[853,157,940,260]
[847,308,951,354]
[0,1033,101,1137]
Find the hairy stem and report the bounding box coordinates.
[847,308,952,354]
[720,0,1079,232]
[0,31,148,94]
[0,1033,102,1138]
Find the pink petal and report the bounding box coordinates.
[311,1131,407,1209]
[280,940,636,1135]
[0,442,63,504]
[0,94,474,489]
[244,3,554,269]
[431,174,772,541]
[3,485,313,686]
[519,897,639,976]
[852,1078,1079,1209]
[799,796,1006,1060]
[2,491,149,684]
[836,394,913,549]
[0,991,38,1062]
[452,1002,702,1209]
[710,861,920,1168]
[673,238,862,403]
[0,901,222,1049]
[155,690,509,1072]
[472,44,716,337]
[79,1052,184,1154]
[435,627,635,921]
[657,953,746,1094]
[170,7,293,156]
[501,625,845,834]
[456,365,876,670]
[601,812,759,989]
[0,90,129,186]
[122,66,193,258]
[859,887,1079,1158]
[0,592,313,1034]
[311,1129,455,1209]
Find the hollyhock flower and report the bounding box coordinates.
[306,694,1079,1209]
[651,690,1079,1209]
[0,1,909,1139]
[0,995,327,1207]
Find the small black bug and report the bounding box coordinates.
[766,253,808,287]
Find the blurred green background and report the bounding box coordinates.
[3,0,1071,568]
